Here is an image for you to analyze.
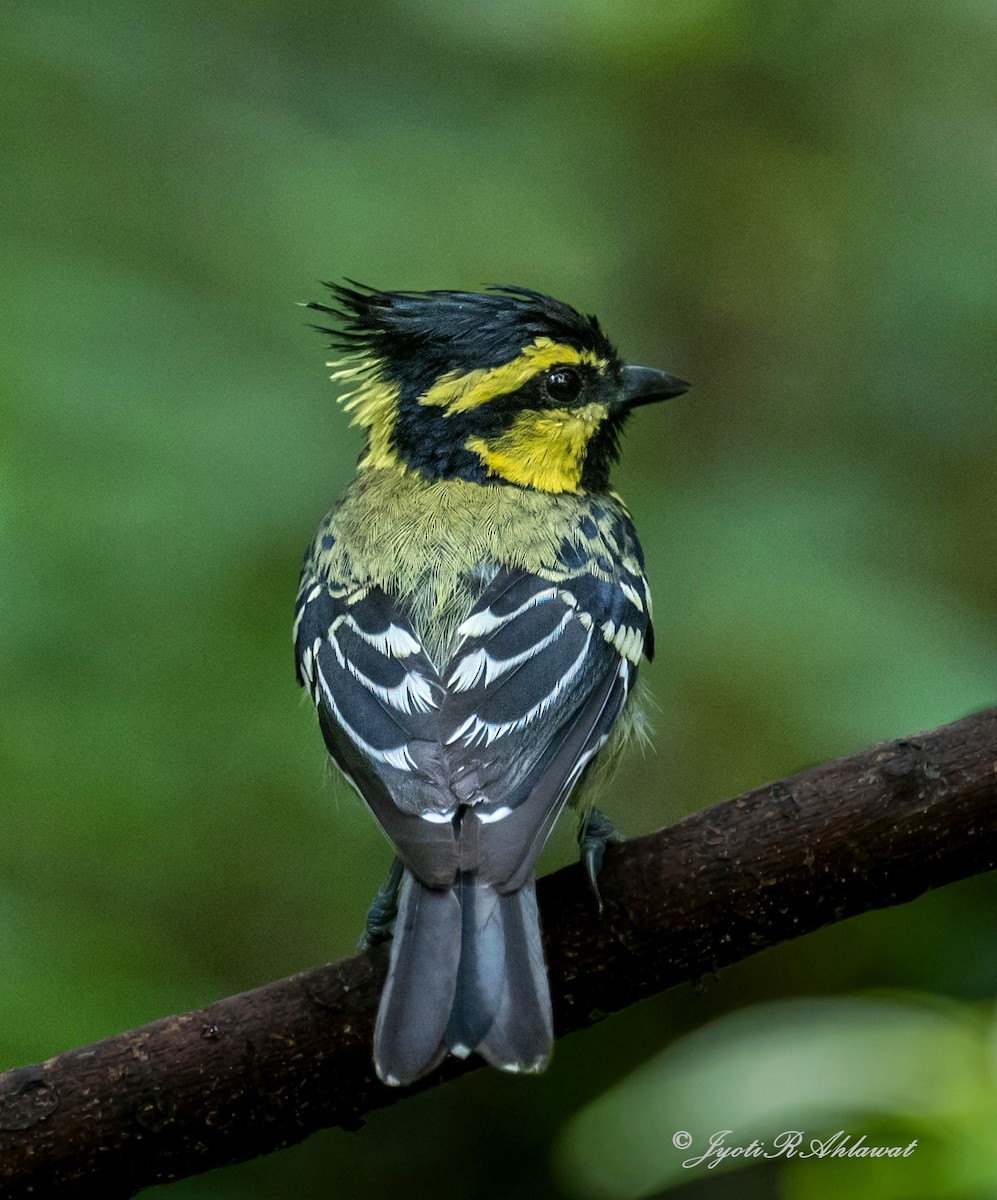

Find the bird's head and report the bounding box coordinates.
[306,283,688,495]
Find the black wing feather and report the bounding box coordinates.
[295,580,460,886]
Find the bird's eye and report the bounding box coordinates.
[544,367,582,402]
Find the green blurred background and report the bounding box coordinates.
[3,1,995,1197]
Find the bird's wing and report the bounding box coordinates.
[438,566,647,890]
[295,561,648,891]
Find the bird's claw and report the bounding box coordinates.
[578,807,624,913]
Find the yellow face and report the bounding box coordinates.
[329,336,619,494]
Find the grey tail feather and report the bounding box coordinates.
[373,870,461,1086]
[442,872,553,1074]
[373,870,552,1086]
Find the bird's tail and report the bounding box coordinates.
[373,868,552,1086]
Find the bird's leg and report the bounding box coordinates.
[577,806,625,912]
[358,856,404,950]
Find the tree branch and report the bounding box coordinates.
[2,707,995,1196]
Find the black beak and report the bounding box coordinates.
[620,364,690,409]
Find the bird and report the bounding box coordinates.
[293,282,688,1086]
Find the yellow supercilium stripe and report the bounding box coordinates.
[418,338,607,415]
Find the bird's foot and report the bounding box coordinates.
[578,807,625,912]
[358,857,404,950]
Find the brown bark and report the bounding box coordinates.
[1,707,995,1197]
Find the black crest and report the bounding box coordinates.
[305,282,617,395]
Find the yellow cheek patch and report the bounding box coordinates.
[419,338,607,415]
[466,403,608,494]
